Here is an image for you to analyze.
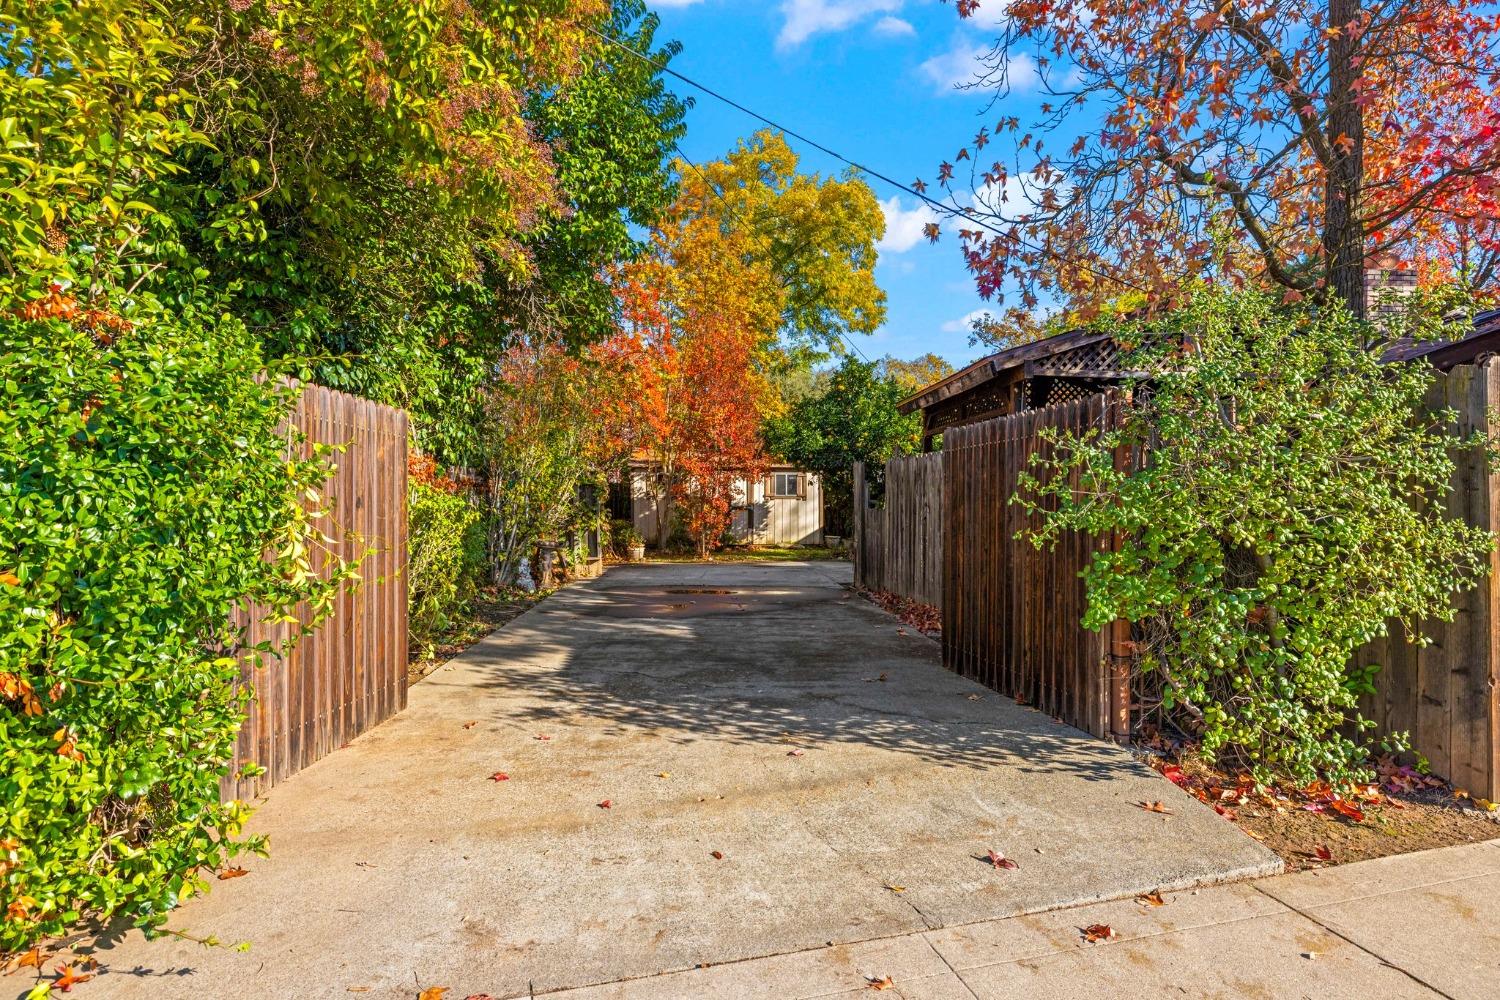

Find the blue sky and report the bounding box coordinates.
[649,0,1038,370]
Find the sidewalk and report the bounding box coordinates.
[548,838,1500,1000]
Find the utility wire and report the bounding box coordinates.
[669,139,873,364]
[586,22,1150,297]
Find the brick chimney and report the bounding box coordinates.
[1365,255,1417,322]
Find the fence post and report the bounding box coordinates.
[852,461,866,588]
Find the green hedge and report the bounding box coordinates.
[407,479,487,656]
[0,300,349,951]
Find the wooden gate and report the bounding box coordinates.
[224,384,409,800]
[852,453,944,608]
[941,393,1128,740]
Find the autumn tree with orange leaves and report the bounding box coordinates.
[935,0,1500,318]
[609,217,777,554]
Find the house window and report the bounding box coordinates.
[771,472,802,498]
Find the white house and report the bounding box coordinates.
[611,459,825,547]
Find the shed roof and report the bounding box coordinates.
[896,328,1112,415]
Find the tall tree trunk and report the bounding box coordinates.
[1324,0,1366,316]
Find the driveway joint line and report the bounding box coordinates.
[1248,883,1457,1000]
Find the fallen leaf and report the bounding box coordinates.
[786,749,805,757]
[534,734,552,741]
[883,883,906,893]
[965,693,983,701]
[1328,799,1364,823]
[217,866,250,880]
[53,964,94,992]
[598,799,612,809]
[462,721,477,730]
[463,995,497,1000]
[877,672,888,682]
[1136,889,1165,907]
[418,989,448,1000]
[866,975,895,990]
[656,772,672,779]
[986,849,1019,871]
[489,772,510,782]
[710,851,724,860]
[2,947,43,973]
[1139,801,1173,814]
[1081,923,1115,944]
[1313,845,1333,862]
[896,629,908,636]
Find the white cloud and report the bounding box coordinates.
[872,16,915,38]
[778,0,903,49]
[877,195,940,255]
[941,309,996,334]
[919,36,1039,95]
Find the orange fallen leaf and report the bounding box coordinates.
[598,799,612,809]
[417,989,448,1000]
[217,866,250,880]
[3,947,43,973]
[1136,889,1165,907]
[1139,801,1173,814]
[462,721,477,730]
[1081,923,1115,943]
[54,963,94,992]
[866,975,895,990]
[1312,845,1333,862]
[489,772,509,782]
[1328,799,1364,823]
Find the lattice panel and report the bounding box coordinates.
[1041,338,1121,375]
[1040,379,1093,406]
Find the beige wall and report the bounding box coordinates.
[629,468,824,546]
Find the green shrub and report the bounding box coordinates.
[0,297,351,951]
[609,518,643,554]
[1021,288,1494,786]
[407,479,486,655]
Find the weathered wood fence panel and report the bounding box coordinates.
[941,393,1126,740]
[1355,361,1500,800]
[224,384,409,801]
[852,453,944,608]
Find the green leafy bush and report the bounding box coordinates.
[1021,288,1494,785]
[0,299,350,951]
[609,518,643,554]
[407,476,486,656]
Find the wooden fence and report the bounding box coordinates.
[224,384,409,801]
[1354,361,1500,799]
[941,393,1129,740]
[852,453,944,609]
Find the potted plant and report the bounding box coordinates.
[611,520,646,561]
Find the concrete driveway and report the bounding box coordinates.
[64,561,1276,999]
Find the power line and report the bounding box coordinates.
[586,22,1150,297]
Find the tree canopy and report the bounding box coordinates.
[934,0,1500,317]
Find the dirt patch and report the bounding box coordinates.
[1139,745,1499,871]
[408,587,551,683]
